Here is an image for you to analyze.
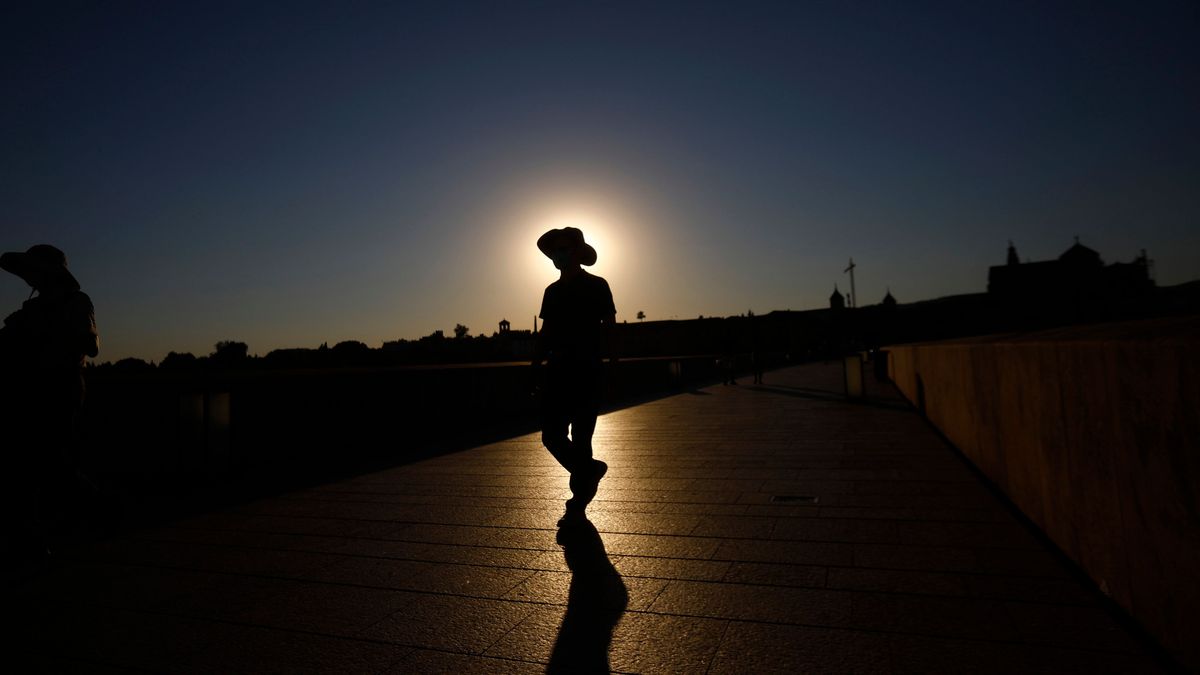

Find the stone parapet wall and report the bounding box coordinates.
[78,355,728,488]
[886,316,1200,670]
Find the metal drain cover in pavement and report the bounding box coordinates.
[771,495,819,504]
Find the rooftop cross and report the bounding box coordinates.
[843,257,857,308]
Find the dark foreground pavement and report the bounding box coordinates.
[13,363,1168,673]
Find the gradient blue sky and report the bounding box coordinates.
[4,1,1198,361]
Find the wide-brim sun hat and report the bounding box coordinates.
[537,226,598,266]
[0,244,81,290]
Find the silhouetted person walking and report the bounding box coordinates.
[532,227,615,524]
[1,245,99,567]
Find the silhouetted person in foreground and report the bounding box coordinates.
[549,517,627,674]
[532,227,616,524]
[1,245,99,567]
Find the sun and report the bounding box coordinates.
[516,206,622,285]
[539,209,615,269]
[502,195,641,318]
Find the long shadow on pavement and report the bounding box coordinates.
[549,517,628,674]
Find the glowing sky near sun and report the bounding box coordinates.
[3,2,1198,361]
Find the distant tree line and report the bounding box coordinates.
[91,309,802,374]
[89,326,539,373]
[89,273,1200,374]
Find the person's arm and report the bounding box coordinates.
[68,292,99,358]
[602,312,618,364]
[532,319,550,368]
[533,287,553,368]
[529,317,551,397]
[602,280,618,363]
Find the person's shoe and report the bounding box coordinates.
[590,459,608,484]
[557,499,586,527]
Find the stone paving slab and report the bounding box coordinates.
[13,362,1169,673]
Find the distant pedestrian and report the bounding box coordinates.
[531,227,616,524]
[721,337,738,385]
[720,356,737,385]
[0,245,99,565]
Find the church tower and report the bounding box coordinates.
[830,285,845,310]
[882,288,897,308]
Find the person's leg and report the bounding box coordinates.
[541,368,581,473]
[569,411,596,462]
[569,362,602,463]
[542,409,578,473]
[564,366,605,512]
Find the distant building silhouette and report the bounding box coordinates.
[988,239,1153,303]
[882,289,897,309]
[103,237,1190,373]
[496,318,534,359]
[830,285,845,310]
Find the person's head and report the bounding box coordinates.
[547,243,578,270]
[0,244,80,292]
[537,227,597,272]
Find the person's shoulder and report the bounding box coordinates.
[66,290,94,311]
[583,271,610,287]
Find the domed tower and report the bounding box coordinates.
[830,285,845,310]
[882,288,897,309]
[1059,237,1103,268]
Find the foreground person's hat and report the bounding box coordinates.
[537,227,598,266]
[0,244,80,290]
